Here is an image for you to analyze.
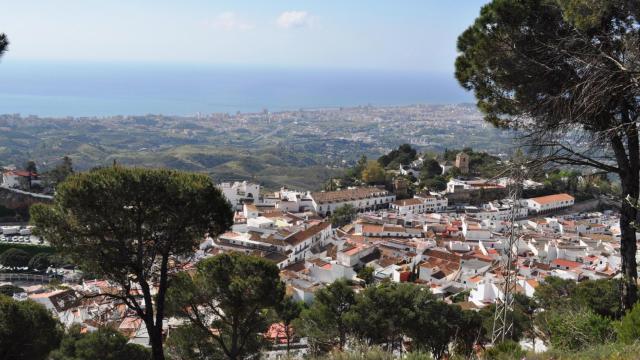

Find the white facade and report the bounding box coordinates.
[311,188,396,216]
[462,220,491,241]
[465,200,528,221]
[391,195,447,214]
[1,171,41,189]
[526,193,575,214]
[1,173,20,188]
[218,181,261,211]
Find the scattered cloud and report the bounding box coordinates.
[211,12,254,31]
[276,11,311,29]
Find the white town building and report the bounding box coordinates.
[218,181,261,211]
[526,193,575,214]
[310,187,396,216]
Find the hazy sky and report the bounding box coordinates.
[1,1,489,72]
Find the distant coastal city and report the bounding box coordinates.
[0,104,515,191]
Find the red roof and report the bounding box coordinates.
[551,258,582,268]
[264,323,293,343]
[4,170,37,177]
[285,222,330,246]
[529,193,574,205]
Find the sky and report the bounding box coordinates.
[0,1,489,73]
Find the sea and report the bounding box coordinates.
[0,61,474,117]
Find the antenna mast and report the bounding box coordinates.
[491,161,526,344]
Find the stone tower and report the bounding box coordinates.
[455,152,469,174]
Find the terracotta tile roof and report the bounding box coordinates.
[362,224,383,233]
[285,222,330,246]
[392,198,423,206]
[526,279,539,288]
[529,193,574,205]
[424,249,461,264]
[383,224,406,232]
[551,258,582,268]
[264,323,294,343]
[4,170,37,177]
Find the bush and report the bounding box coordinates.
[615,302,640,344]
[484,340,527,360]
[0,248,31,268]
[0,284,25,296]
[0,295,63,359]
[50,324,151,360]
[0,243,56,257]
[28,252,52,271]
[533,342,640,360]
[315,344,395,360]
[540,308,614,351]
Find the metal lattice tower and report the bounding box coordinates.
[491,162,526,344]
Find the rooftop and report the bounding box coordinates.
[392,198,423,207]
[311,187,389,204]
[529,193,575,205]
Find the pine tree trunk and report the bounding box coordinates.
[620,178,638,310]
[150,327,165,360]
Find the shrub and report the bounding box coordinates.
[615,302,640,344]
[541,308,614,351]
[484,340,526,360]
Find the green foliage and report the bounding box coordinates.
[276,296,304,354]
[0,295,63,360]
[48,156,75,186]
[361,161,386,185]
[298,280,356,353]
[357,266,375,286]
[455,0,640,309]
[420,158,442,180]
[30,166,234,359]
[405,290,462,360]
[615,302,640,344]
[346,283,418,350]
[330,204,357,228]
[0,248,31,268]
[50,324,150,360]
[354,155,368,179]
[312,343,396,360]
[378,144,417,169]
[27,252,52,271]
[484,340,527,360]
[300,282,487,359]
[31,166,234,274]
[165,324,222,360]
[533,342,640,360]
[534,277,622,319]
[0,244,56,258]
[0,284,24,296]
[421,176,447,192]
[476,303,529,343]
[452,308,486,358]
[442,148,500,178]
[166,253,285,360]
[540,308,614,351]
